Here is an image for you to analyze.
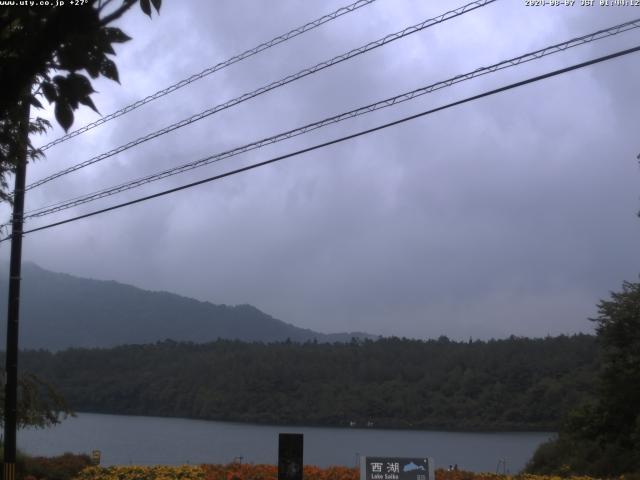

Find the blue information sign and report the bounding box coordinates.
[360,457,434,480]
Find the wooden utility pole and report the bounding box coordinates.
[3,93,30,480]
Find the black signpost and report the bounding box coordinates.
[278,433,304,480]
[360,457,434,480]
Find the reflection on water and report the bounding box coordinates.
[19,413,554,473]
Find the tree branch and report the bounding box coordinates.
[99,0,137,26]
[98,0,117,14]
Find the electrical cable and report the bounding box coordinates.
[23,0,496,193]
[4,44,638,242]
[38,0,380,152]
[22,17,640,219]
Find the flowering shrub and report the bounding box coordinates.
[201,464,358,480]
[74,465,205,480]
[435,472,596,480]
[202,463,275,480]
[71,464,622,480]
[19,452,92,480]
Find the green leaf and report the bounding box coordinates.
[101,42,116,55]
[57,38,90,72]
[104,27,132,44]
[67,97,79,109]
[30,117,52,135]
[41,82,57,103]
[79,96,99,114]
[54,74,93,110]
[67,73,95,98]
[54,100,74,132]
[99,58,119,83]
[150,0,161,12]
[29,96,43,109]
[85,53,101,79]
[140,0,152,17]
[52,75,66,87]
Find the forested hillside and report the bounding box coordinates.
[0,263,374,349]
[19,335,598,431]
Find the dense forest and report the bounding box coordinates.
[18,334,597,431]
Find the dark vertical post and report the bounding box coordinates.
[3,93,30,480]
[278,433,303,480]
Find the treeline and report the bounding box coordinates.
[525,281,640,476]
[19,335,597,431]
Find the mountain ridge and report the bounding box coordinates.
[0,262,377,350]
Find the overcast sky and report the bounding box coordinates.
[1,0,639,340]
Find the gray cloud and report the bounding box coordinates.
[2,0,639,340]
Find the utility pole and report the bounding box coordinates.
[3,92,30,480]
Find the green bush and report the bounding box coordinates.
[19,452,92,480]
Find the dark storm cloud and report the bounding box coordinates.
[2,0,639,339]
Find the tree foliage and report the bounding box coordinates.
[0,0,161,431]
[0,0,161,202]
[19,334,597,431]
[526,280,640,476]
[0,373,72,429]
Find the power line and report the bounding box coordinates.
[37,0,379,152]
[5,44,639,243]
[22,17,640,219]
[23,0,496,193]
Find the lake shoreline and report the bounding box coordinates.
[18,412,554,472]
[68,410,558,435]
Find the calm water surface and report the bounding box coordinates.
[18,413,553,473]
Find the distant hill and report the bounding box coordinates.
[0,263,376,350]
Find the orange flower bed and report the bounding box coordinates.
[201,464,358,480]
[201,465,605,480]
[74,463,614,480]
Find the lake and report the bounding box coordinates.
[18,413,553,473]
